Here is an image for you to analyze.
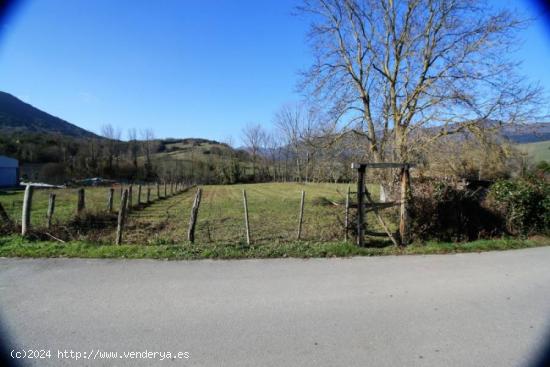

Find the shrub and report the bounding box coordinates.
[411,181,504,242]
[487,177,549,235]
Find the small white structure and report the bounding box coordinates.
[0,155,19,187]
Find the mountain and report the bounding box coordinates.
[0,91,99,138]
[500,122,550,143]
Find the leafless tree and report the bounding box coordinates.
[274,104,307,181]
[241,123,267,179]
[101,124,122,172]
[274,102,325,182]
[140,128,157,178]
[127,128,140,175]
[299,0,545,169]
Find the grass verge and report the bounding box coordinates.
[0,235,548,260]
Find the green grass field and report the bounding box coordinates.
[2,182,386,245]
[2,182,549,258]
[517,140,550,163]
[126,182,368,245]
[0,186,127,227]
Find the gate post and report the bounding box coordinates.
[356,164,366,247]
[399,164,411,245]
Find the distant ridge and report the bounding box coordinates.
[0,91,99,138]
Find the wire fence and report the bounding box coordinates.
[1,182,396,245]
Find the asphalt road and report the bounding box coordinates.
[1,247,550,367]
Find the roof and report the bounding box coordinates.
[0,155,18,168]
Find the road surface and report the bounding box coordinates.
[1,247,550,366]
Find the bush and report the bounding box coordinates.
[487,177,549,235]
[411,182,504,242]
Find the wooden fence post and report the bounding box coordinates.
[137,185,142,205]
[156,183,160,199]
[297,190,305,240]
[0,202,11,224]
[126,185,133,211]
[21,184,33,236]
[76,188,85,214]
[170,182,174,196]
[399,165,411,246]
[243,189,251,245]
[344,185,350,241]
[46,193,56,229]
[116,188,129,245]
[164,182,167,197]
[107,188,114,212]
[356,166,366,247]
[187,188,202,243]
[146,187,151,203]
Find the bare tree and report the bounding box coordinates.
[140,129,157,179]
[128,128,140,177]
[299,0,544,169]
[241,123,267,180]
[274,104,306,181]
[101,124,122,173]
[274,103,323,182]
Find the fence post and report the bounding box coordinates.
[47,193,56,229]
[77,188,85,214]
[146,187,151,204]
[243,189,251,245]
[164,182,167,197]
[156,183,160,199]
[21,184,34,236]
[107,188,114,212]
[356,166,366,247]
[297,190,305,240]
[344,185,350,241]
[116,188,129,245]
[170,182,174,196]
[399,165,411,246]
[137,185,142,205]
[187,188,202,243]
[0,202,11,224]
[126,185,133,211]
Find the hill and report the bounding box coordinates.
[0,91,99,138]
[501,122,550,143]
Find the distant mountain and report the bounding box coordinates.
[500,122,550,143]
[0,91,99,138]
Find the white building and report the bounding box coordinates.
[0,155,19,187]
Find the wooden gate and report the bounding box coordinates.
[350,163,413,247]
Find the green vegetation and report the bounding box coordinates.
[1,182,378,244]
[2,182,548,260]
[488,177,550,235]
[0,186,125,227]
[0,235,547,260]
[125,182,368,244]
[517,140,550,163]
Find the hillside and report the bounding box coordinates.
[501,122,550,143]
[0,91,99,138]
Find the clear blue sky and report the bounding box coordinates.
[0,0,549,143]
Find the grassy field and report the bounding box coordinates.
[2,182,549,258]
[0,186,126,227]
[517,140,550,163]
[126,182,366,244]
[2,182,384,245]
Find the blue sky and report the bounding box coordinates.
[0,0,549,143]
